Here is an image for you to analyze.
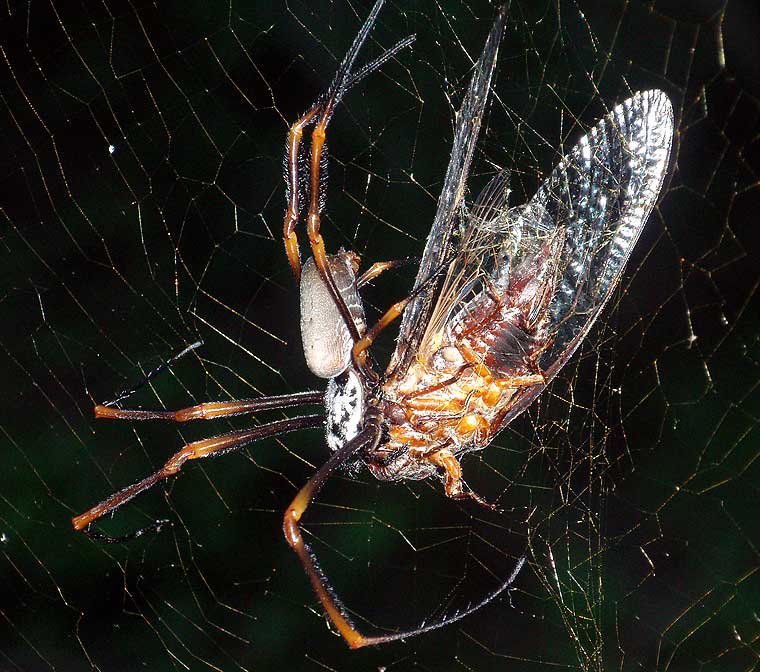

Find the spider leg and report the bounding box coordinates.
[292,0,414,348]
[284,104,322,281]
[352,295,411,366]
[282,408,382,649]
[105,340,204,407]
[342,34,416,91]
[284,26,414,282]
[72,414,323,538]
[283,418,526,648]
[94,390,324,422]
[350,555,526,647]
[305,108,374,341]
[353,251,457,366]
[355,260,403,288]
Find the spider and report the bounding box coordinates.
[72,0,673,649]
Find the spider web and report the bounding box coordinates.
[1,0,758,670]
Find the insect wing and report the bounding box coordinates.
[411,169,513,352]
[496,89,674,428]
[389,6,506,375]
[528,90,673,377]
[410,89,673,436]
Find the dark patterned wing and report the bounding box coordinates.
[388,6,506,375]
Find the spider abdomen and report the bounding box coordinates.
[300,252,366,379]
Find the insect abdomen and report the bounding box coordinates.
[452,230,564,377]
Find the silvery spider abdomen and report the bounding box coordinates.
[300,252,366,379]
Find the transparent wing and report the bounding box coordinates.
[413,169,514,349]
[415,89,674,429]
[521,89,673,380]
[388,6,506,375]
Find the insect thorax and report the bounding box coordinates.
[325,368,366,452]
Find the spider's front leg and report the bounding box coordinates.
[282,0,415,349]
[297,76,365,346]
[93,390,324,422]
[283,103,321,282]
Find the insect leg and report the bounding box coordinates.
[427,447,499,511]
[72,414,323,540]
[402,364,475,401]
[93,390,324,422]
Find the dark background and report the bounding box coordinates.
[1,1,759,670]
